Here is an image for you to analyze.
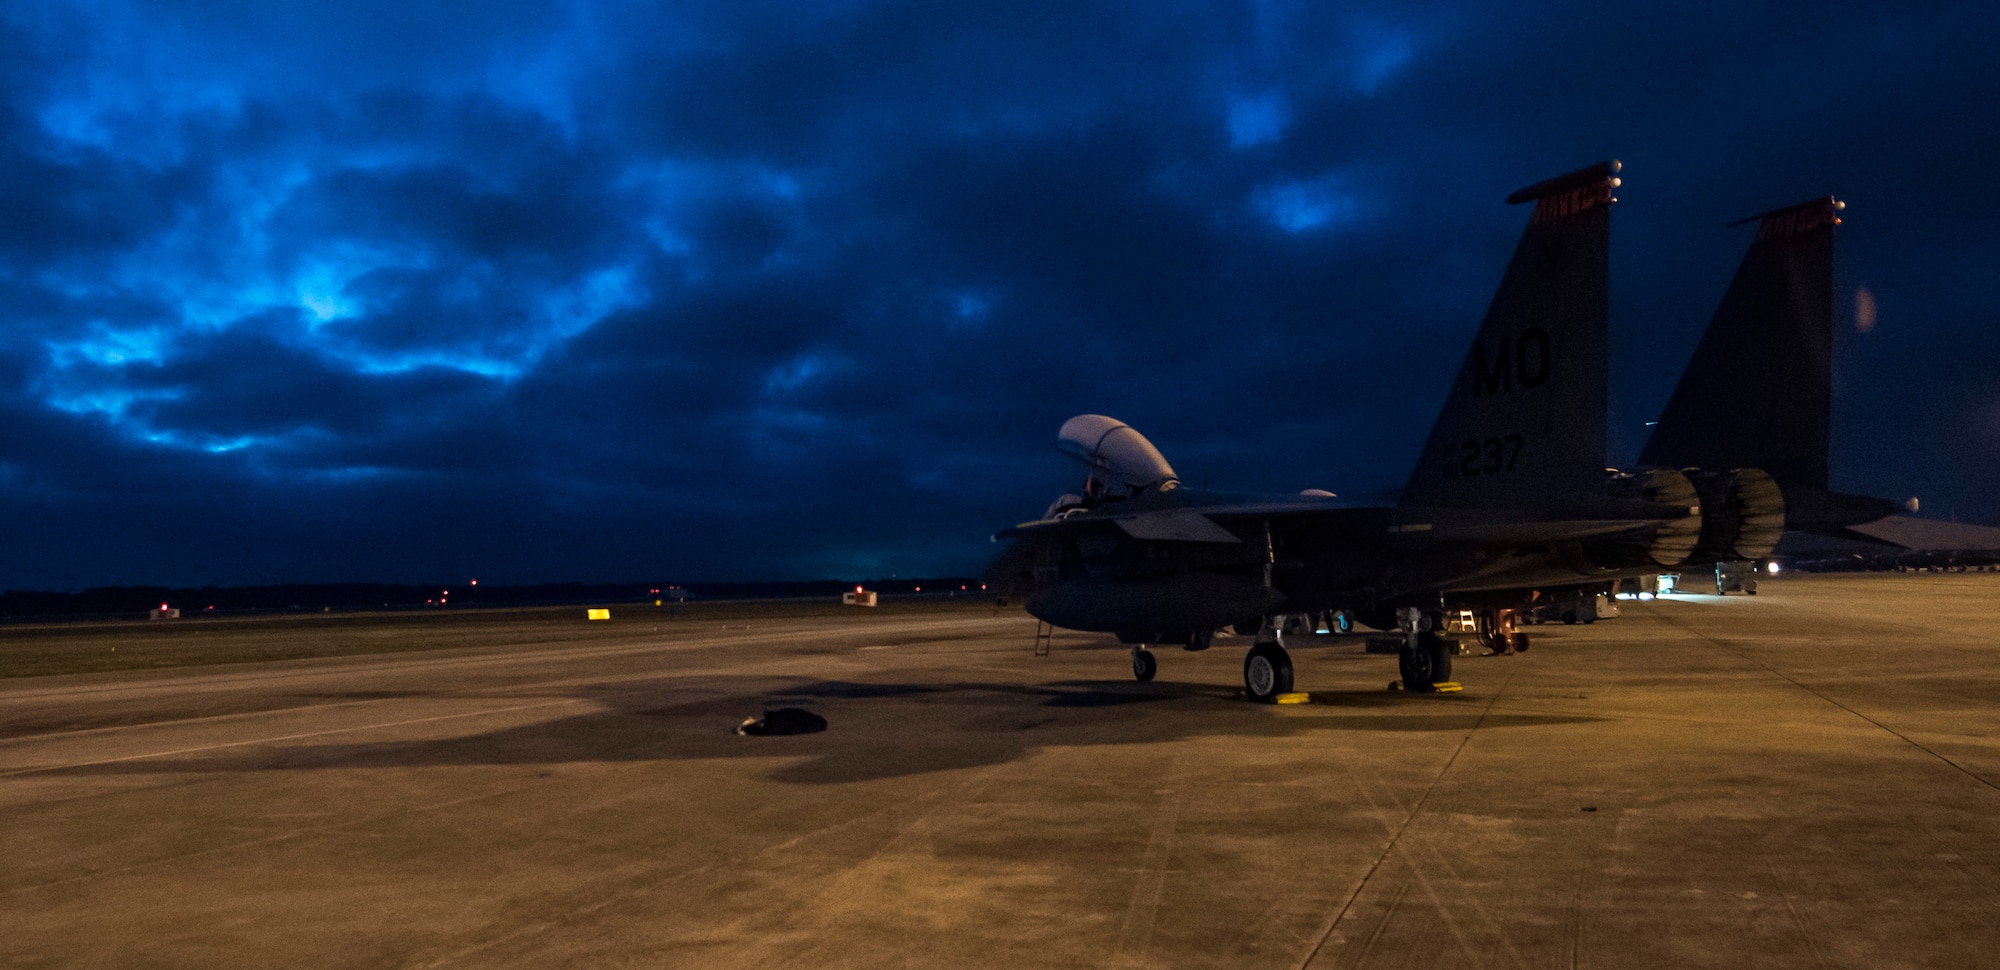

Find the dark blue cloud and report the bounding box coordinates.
[2,0,1998,589]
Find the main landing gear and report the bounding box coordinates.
[1394,608,1454,692]
[1243,641,1294,703]
[1478,608,1529,655]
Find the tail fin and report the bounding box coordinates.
[1400,161,1619,509]
[1637,197,1841,488]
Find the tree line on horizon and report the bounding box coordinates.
[0,577,985,619]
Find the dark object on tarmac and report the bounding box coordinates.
[736,708,827,736]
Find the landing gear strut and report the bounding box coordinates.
[1479,609,1528,655]
[1243,641,1293,703]
[1131,646,1157,682]
[1395,608,1453,691]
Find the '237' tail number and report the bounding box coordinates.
[1444,434,1524,478]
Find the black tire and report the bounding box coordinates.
[1425,631,1453,683]
[1132,649,1157,682]
[1243,642,1293,703]
[1397,641,1430,686]
[1561,610,1578,625]
[1399,632,1453,686]
[1512,632,1530,652]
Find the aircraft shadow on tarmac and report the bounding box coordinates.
[46,676,1600,786]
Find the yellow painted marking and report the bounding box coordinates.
[586,609,611,621]
[1431,681,1464,693]
[1274,692,1311,705]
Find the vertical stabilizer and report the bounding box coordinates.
[1638,197,1840,489]
[1401,161,1618,509]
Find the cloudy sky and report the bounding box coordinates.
[3,0,1996,590]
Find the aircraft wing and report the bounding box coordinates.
[1383,519,1682,545]
[1845,515,2000,552]
[996,496,1683,548]
[993,496,1365,544]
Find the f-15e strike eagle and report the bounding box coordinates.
[1637,196,2000,562]
[991,161,1719,702]
[988,161,2000,703]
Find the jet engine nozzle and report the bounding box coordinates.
[1591,468,1703,569]
[1684,468,1786,563]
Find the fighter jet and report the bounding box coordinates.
[990,162,1714,702]
[1636,197,2000,564]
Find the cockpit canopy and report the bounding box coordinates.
[1057,415,1179,497]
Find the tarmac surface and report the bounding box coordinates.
[5,573,2000,968]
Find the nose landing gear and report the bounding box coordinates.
[1131,646,1157,682]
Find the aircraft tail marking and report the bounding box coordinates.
[1400,160,1620,510]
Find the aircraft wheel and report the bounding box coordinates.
[1132,648,1157,682]
[1397,643,1431,686]
[1512,632,1531,652]
[1399,632,1453,687]
[1425,631,1453,682]
[1243,642,1293,703]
